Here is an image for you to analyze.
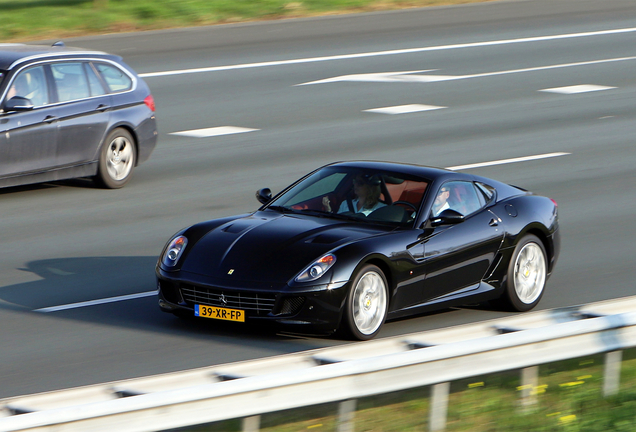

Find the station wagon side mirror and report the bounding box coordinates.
[256,188,272,204]
[4,96,34,112]
[430,209,465,227]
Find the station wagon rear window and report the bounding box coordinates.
[94,63,132,92]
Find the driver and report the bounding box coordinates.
[432,185,451,216]
[323,174,386,216]
[6,74,30,100]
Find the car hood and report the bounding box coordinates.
[180,211,387,284]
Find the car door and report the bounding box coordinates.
[420,181,504,301]
[51,61,111,167]
[0,65,58,177]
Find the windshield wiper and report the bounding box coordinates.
[326,212,372,223]
[267,205,296,214]
[296,208,333,217]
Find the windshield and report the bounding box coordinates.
[268,166,429,227]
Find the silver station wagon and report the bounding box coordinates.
[0,42,157,189]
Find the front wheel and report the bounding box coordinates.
[499,234,548,312]
[94,128,137,189]
[342,264,389,340]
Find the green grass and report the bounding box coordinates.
[0,0,498,42]
[181,350,636,431]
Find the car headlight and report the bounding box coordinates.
[162,235,188,267]
[295,253,336,282]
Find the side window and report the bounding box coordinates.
[51,62,90,102]
[7,66,49,107]
[85,63,107,97]
[433,181,484,217]
[95,63,132,92]
[475,182,496,204]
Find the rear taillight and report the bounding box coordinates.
[550,198,558,208]
[144,95,155,112]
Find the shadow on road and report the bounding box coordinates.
[0,256,331,349]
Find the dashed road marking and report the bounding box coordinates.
[170,126,259,138]
[539,84,616,94]
[364,104,446,115]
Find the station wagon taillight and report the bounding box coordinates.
[144,95,156,112]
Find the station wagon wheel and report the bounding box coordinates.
[95,128,137,189]
[500,234,547,312]
[342,264,388,340]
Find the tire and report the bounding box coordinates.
[498,234,547,312]
[94,128,136,189]
[342,264,389,340]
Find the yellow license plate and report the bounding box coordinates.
[195,304,245,322]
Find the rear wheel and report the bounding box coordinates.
[499,234,547,311]
[94,128,136,189]
[342,264,388,340]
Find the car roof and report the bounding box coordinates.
[326,160,462,181]
[0,44,110,71]
[324,160,525,201]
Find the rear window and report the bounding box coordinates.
[94,63,132,93]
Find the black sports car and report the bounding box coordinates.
[156,161,560,340]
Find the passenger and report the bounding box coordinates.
[323,174,386,216]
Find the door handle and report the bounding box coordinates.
[96,104,110,112]
[489,218,499,227]
[43,115,57,124]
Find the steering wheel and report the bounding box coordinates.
[392,201,417,212]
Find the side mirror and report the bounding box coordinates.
[256,188,272,204]
[4,96,34,112]
[430,209,465,227]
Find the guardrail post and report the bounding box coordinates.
[429,382,450,431]
[338,399,357,432]
[520,366,539,412]
[242,415,261,432]
[603,350,622,397]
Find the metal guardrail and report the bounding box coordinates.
[1,295,636,432]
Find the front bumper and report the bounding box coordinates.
[156,268,349,334]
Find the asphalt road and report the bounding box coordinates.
[1,0,636,399]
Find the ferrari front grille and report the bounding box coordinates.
[180,284,276,316]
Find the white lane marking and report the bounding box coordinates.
[138,27,636,78]
[170,126,259,138]
[539,84,616,94]
[301,71,452,85]
[34,291,157,313]
[299,56,636,85]
[365,104,446,114]
[446,152,570,171]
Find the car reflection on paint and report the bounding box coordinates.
[157,161,560,340]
